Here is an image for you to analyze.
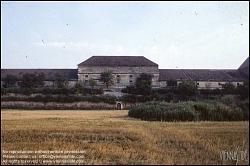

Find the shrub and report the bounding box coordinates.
[128,101,248,121]
[121,94,154,103]
[129,102,198,121]
[177,81,198,97]
[237,99,249,120]
[20,73,45,88]
[2,74,18,88]
[121,86,137,94]
[199,89,222,96]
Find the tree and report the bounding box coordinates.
[74,81,85,95]
[36,73,45,87]
[20,73,45,88]
[100,71,114,89]
[235,81,249,98]
[135,73,153,95]
[177,81,198,97]
[54,74,68,88]
[166,79,177,87]
[3,74,18,88]
[89,78,97,90]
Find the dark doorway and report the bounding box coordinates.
[117,103,122,110]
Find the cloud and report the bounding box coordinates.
[33,41,94,49]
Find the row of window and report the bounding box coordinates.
[166,81,241,86]
[83,75,133,84]
[84,74,133,78]
[197,82,240,86]
[116,79,133,83]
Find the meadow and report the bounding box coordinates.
[1,110,249,165]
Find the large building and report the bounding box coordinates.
[78,56,160,89]
[1,56,249,90]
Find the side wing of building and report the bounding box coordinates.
[159,69,248,89]
[1,69,78,88]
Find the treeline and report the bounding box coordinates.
[122,80,249,102]
[2,71,112,89]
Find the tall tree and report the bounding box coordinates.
[74,81,85,95]
[100,71,114,89]
[3,74,18,88]
[20,73,45,88]
[177,81,198,96]
[54,74,68,88]
[89,78,97,90]
[135,73,153,95]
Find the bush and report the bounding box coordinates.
[121,86,137,94]
[220,95,235,106]
[177,81,198,97]
[192,101,243,121]
[199,89,222,96]
[128,101,248,121]
[129,102,198,121]
[121,94,154,103]
[237,99,249,120]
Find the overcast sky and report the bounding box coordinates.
[1,1,249,69]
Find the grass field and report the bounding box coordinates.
[1,110,249,165]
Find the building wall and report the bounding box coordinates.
[42,80,78,88]
[78,66,159,88]
[159,81,182,88]
[196,81,243,89]
[159,80,244,89]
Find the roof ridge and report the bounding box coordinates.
[78,56,158,67]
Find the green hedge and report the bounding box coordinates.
[128,101,249,121]
[1,87,103,95]
[1,95,116,104]
[129,102,197,121]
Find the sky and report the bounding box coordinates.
[1,1,249,69]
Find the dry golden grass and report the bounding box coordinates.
[1,110,249,165]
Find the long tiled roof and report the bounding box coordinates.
[238,57,249,69]
[2,57,248,82]
[238,57,249,79]
[159,69,247,81]
[1,69,78,81]
[78,56,158,67]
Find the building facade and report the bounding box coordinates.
[1,56,249,90]
[77,56,159,89]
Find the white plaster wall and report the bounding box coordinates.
[197,81,244,89]
[78,66,159,88]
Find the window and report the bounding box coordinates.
[167,80,177,87]
[197,82,199,85]
[129,80,133,83]
[129,75,133,78]
[218,83,221,85]
[85,75,88,78]
[117,75,120,78]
